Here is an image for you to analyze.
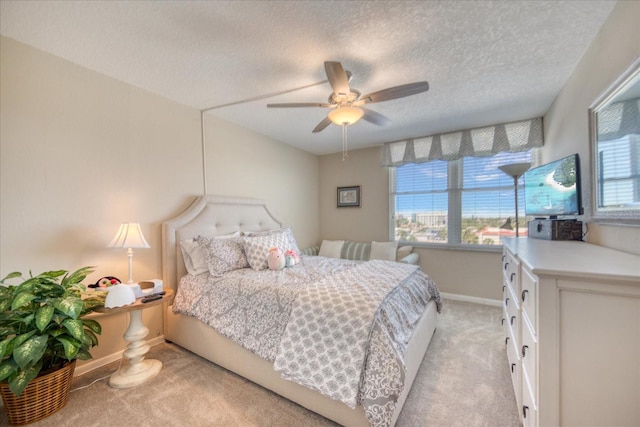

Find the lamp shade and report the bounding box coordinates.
[104,283,136,308]
[108,223,150,249]
[328,106,364,125]
[498,162,531,179]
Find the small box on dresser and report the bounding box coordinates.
[501,237,640,427]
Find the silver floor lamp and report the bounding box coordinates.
[499,162,531,237]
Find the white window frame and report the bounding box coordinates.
[389,150,539,251]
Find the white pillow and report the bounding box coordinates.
[180,239,209,275]
[318,240,345,258]
[179,231,239,275]
[370,241,399,261]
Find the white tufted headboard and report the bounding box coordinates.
[161,195,282,291]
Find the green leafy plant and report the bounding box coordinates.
[0,267,104,396]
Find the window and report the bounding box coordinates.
[597,134,640,207]
[390,150,534,247]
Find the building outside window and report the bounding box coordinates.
[390,150,534,247]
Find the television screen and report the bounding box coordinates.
[524,154,582,217]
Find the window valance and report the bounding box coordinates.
[381,117,543,167]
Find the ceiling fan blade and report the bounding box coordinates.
[357,81,429,105]
[361,107,392,127]
[267,102,331,108]
[312,116,333,133]
[324,61,350,96]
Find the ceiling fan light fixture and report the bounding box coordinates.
[328,106,364,125]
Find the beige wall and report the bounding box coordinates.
[1,0,636,366]
[203,115,319,249]
[319,148,389,243]
[0,36,320,364]
[319,147,502,300]
[318,1,640,300]
[544,0,640,255]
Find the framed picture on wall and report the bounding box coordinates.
[337,186,360,207]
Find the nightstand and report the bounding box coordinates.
[95,289,173,388]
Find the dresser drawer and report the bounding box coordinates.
[522,373,538,427]
[521,266,537,333]
[521,316,537,404]
[505,290,519,343]
[502,250,520,296]
[506,332,522,410]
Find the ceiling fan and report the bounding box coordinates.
[267,61,429,133]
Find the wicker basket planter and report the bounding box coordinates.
[0,360,76,426]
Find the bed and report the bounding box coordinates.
[161,195,441,427]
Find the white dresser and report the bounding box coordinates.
[501,237,640,427]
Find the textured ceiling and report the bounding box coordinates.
[0,1,616,155]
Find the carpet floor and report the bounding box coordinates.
[1,299,521,426]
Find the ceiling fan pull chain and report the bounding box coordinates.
[342,124,349,161]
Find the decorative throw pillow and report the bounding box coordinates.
[196,235,248,276]
[242,228,296,270]
[318,240,345,258]
[341,241,371,261]
[370,241,399,261]
[396,245,413,262]
[180,231,240,275]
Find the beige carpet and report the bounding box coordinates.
[1,299,521,426]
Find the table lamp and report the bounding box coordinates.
[108,222,150,283]
[105,222,149,308]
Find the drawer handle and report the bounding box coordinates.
[522,345,528,358]
[504,262,509,271]
[502,285,506,292]
[510,315,516,326]
[502,254,506,262]
[523,405,529,419]
[501,318,505,325]
[505,297,509,306]
[511,363,516,373]
[522,289,528,302]
[505,337,510,345]
[510,272,516,283]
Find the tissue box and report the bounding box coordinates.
[126,279,163,298]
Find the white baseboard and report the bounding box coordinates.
[74,335,166,377]
[440,292,502,307]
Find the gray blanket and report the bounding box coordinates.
[172,256,441,427]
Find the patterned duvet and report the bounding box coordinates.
[172,256,441,427]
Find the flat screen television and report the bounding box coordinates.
[524,154,583,218]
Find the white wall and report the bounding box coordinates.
[0,36,320,364]
[544,0,640,255]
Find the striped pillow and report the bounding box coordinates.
[341,241,371,261]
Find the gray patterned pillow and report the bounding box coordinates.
[196,235,248,277]
[242,228,297,270]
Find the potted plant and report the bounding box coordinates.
[0,267,104,425]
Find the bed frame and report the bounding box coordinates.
[161,195,438,426]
